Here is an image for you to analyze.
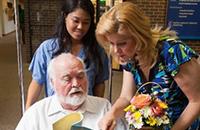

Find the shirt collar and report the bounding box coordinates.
[47,95,96,116]
[78,48,86,60]
[47,95,64,116]
[77,96,96,114]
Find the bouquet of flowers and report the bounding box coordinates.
[124,82,170,130]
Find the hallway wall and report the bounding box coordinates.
[1,0,15,35]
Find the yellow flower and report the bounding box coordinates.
[124,105,132,112]
[124,105,136,112]
[131,105,136,112]
[124,92,170,129]
[157,99,168,109]
[133,111,142,120]
[146,116,157,126]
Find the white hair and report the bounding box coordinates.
[47,56,56,89]
[47,53,86,89]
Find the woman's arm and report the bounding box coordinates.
[25,80,42,110]
[172,58,200,130]
[100,70,137,130]
[110,70,137,117]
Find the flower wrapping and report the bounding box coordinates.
[124,86,170,129]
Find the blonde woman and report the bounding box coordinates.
[96,2,200,130]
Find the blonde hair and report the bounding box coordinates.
[96,2,178,67]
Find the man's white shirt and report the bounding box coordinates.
[16,95,126,130]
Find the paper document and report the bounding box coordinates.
[53,112,92,130]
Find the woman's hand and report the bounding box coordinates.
[98,111,117,130]
[98,70,136,130]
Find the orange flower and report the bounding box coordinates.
[151,101,165,116]
[131,94,152,109]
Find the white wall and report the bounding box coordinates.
[2,0,15,35]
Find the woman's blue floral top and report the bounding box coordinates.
[122,37,199,130]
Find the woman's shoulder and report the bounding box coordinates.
[160,38,198,56]
[31,38,58,60]
[39,38,58,49]
[34,38,59,55]
[158,38,199,76]
[159,38,199,63]
[160,38,183,49]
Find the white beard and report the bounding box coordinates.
[59,94,86,106]
[56,87,87,106]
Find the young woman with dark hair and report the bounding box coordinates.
[26,0,109,110]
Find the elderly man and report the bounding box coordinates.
[16,53,126,130]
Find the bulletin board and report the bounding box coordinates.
[166,0,200,40]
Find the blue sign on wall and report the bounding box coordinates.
[167,0,200,40]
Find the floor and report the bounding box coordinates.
[0,32,123,130]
